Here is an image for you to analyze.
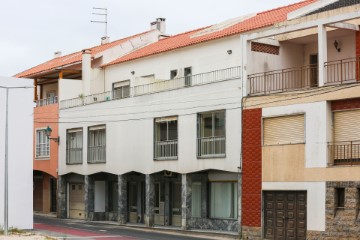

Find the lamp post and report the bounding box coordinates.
[0,85,33,235]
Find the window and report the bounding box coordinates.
[197,110,225,157]
[170,70,178,79]
[66,128,83,164]
[336,188,345,209]
[113,80,130,99]
[191,182,202,217]
[263,114,305,146]
[36,129,50,158]
[154,117,178,160]
[184,67,192,86]
[210,182,237,219]
[88,125,106,163]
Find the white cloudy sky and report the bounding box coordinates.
[0,0,303,77]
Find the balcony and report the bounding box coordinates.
[36,96,58,107]
[197,136,226,158]
[248,57,360,96]
[328,141,360,166]
[154,140,178,160]
[60,66,241,109]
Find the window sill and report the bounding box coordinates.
[197,154,226,159]
[66,162,83,165]
[154,157,178,161]
[35,157,50,160]
[87,161,106,164]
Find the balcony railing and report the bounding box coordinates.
[36,96,58,107]
[66,148,83,164]
[197,136,226,158]
[60,66,241,109]
[88,146,106,163]
[324,57,359,84]
[154,140,178,160]
[248,65,318,95]
[328,141,360,166]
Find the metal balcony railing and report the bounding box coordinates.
[35,144,50,158]
[36,96,58,107]
[324,57,360,84]
[66,148,83,164]
[154,140,178,160]
[59,66,241,109]
[248,65,318,95]
[87,146,106,163]
[328,141,360,166]
[197,136,226,158]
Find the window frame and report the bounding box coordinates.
[35,128,50,159]
[112,80,130,99]
[87,125,106,164]
[209,181,238,219]
[153,116,178,160]
[66,128,83,165]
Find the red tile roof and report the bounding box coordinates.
[15,30,154,78]
[104,0,316,67]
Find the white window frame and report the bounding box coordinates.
[35,128,50,159]
[112,80,130,99]
[66,128,83,165]
[87,125,106,163]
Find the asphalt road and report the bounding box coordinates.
[34,215,226,240]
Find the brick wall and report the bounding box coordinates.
[242,108,262,229]
[251,42,279,55]
[331,98,360,111]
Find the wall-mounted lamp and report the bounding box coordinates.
[227,50,233,55]
[131,71,135,75]
[334,40,341,52]
[45,126,60,143]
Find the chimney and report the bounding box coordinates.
[150,18,166,34]
[54,51,62,58]
[101,36,110,45]
[82,49,92,96]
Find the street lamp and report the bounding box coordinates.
[0,85,33,235]
[45,126,60,143]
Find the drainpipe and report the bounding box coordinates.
[82,49,92,96]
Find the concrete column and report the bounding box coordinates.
[57,176,67,218]
[137,182,143,223]
[201,176,208,218]
[82,49,92,96]
[240,35,250,96]
[318,24,328,87]
[118,175,127,224]
[164,181,170,226]
[85,175,95,221]
[181,174,192,230]
[145,174,155,227]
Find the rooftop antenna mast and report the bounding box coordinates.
[91,7,108,37]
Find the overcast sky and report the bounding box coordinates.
[0,0,303,77]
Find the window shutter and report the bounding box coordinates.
[334,109,360,142]
[113,80,130,88]
[263,114,305,145]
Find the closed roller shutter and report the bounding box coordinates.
[263,114,305,145]
[334,110,360,142]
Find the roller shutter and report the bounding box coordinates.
[263,114,305,145]
[334,110,360,142]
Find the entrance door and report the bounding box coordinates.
[50,178,57,212]
[309,54,318,87]
[128,182,138,223]
[154,182,165,225]
[69,183,85,219]
[264,191,307,240]
[33,177,43,212]
[171,183,182,227]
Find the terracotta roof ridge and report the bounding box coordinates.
[258,0,315,15]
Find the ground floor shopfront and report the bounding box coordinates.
[57,170,241,233]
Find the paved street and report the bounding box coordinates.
[34,215,234,240]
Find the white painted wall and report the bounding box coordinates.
[0,77,34,229]
[58,79,83,101]
[262,101,329,168]
[59,35,243,176]
[94,181,106,212]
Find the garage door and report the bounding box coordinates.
[69,183,85,219]
[264,191,307,240]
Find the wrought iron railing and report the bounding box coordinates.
[154,140,178,160]
[248,65,318,95]
[36,96,58,107]
[324,57,359,84]
[35,144,50,158]
[88,146,106,163]
[197,136,225,158]
[66,148,83,164]
[60,66,241,109]
[328,141,360,166]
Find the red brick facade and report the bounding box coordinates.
[331,98,360,111]
[242,108,262,227]
[251,42,280,55]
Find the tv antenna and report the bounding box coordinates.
[91,7,108,37]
